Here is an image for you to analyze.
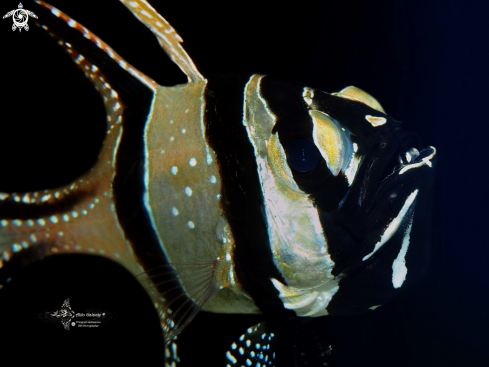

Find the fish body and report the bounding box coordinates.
[0,1,436,365]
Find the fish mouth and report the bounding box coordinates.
[381,146,436,183]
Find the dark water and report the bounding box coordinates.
[1,0,489,365]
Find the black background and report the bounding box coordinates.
[1,0,489,366]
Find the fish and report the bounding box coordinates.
[0,1,437,366]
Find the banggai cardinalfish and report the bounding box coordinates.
[0,1,436,366]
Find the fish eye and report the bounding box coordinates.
[285,138,321,172]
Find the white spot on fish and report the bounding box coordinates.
[63,214,70,222]
[12,220,22,227]
[0,193,8,200]
[71,211,78,218]
[68,19,76,27]
[181,129,186,134]
[30,234,37,242]
[226,351,237,364]
[0,220,7,227]
[50,215,58,223]
[171,166,178,175]
[206,154,213,165]
[187,221,195,229]
[37,218,45,226]
[21,241,28,249]
[189,158,197,167]
[141,9,152,18]
[184,109,189,113]
[210,175,217,184]
[185,187,192,197]
[172,207,179,216]
[12,244,22,252]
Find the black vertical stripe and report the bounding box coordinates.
[204,74,296,329]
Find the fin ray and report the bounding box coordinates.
[35,1,157,91]
[138,262,218,342]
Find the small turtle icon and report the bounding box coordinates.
[3,3,37,32]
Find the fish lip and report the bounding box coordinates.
[377,133,424,183]
[383,145,436,181]
[372,145,436,204]
[364,135,436,212]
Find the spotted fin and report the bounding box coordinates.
[226,323,277,366]
[0,1,215,351]
[225,319,337,367]
[0,0,154,282]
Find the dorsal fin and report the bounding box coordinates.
[35,0,157,92]
[120,0,205,84]
[332,86,386,114]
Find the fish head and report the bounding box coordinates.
[240,75,436,317]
